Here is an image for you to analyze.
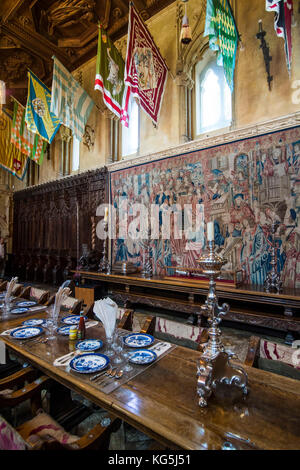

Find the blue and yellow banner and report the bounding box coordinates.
[0,109,28,180]
[25,71,61,144]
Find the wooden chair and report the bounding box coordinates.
[0,280,7,292]
[11,283,24,297]
[47,294,83,315]
[20,286,50,305]
[244,335,300,380]
[0,374,120,450]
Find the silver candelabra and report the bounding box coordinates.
[264,221,282,293]
[196,240,248,407]
[98,220,111,274]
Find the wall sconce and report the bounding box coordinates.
[180,0,192,45]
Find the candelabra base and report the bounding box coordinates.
[197,351,248,408]
[98,258,111,275]
[264,273,282,293]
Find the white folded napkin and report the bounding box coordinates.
[53,286,71,318]
[149,342,173,358]
[5,277,18,303]
[93,297,117,338]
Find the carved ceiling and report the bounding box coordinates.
[0,0,176,107]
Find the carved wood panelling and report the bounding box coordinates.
[12,167,108,282]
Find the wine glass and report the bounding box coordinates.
[104,326,115,358]
[112,331,124,364]
[2,295,12,319]
[121,345,133,372]
[45,305,59,340]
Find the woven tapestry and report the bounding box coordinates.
[110,126,300,288]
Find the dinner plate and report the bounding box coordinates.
[128,349,157,365]
[75,339,103,352]
[10,307,29,315]
[16,300,37,307]
[69,353,109,374]
[123,333,154,348]
[57,325,72,335]
[22,318,46,327]
[61,315,88,325]
[10,326,43,339]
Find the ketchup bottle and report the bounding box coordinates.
[77,312,86,340]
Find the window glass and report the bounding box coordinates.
[195,59,232,135]
[72,137,80,172]
[122,96,139,157]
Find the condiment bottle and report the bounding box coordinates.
[69,325,78,341]
[77,312,86,340]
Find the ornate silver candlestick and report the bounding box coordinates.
[140,228,153,278]
[196,240,248,407]
[264,221,282,293]
[98,220,111,274]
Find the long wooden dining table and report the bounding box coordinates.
[0,308,300,451]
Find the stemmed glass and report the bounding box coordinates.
[121,344,133,373]
[112,330,124,364]
[104,326,115,358]
[2,294,12,319]
[45,305,59,340]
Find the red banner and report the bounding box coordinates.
[121,3,168,128]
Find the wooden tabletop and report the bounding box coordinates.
[1,311,300,450]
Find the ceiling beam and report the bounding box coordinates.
[2,20,71,66]
[0,0,24,23]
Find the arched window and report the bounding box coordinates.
[195,57,232,136]
[122,96,140,158]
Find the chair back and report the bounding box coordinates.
[61,296,83,315]
[29,287,50,305]
[0,281,7,292]
[245,335,300,380]
[0,415,27,450]
[11,284,23,297]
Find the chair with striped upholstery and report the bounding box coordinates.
[245,335,300,380]
[20,286,51,305]
[47,294,83,315]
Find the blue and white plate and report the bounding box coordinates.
[128,349,157,365]
[61,315,88,325]
[70,353,109,374]
[0,293,5,299]
[76,339,103,352]
[57,325,72,336]
[10,326,43,339]
[123,333,154,348]
[22,318,46,327]
[16,300,37,308]
[10,307,29,315]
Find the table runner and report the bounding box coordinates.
[73,338,177,394]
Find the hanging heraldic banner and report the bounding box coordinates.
[266,0,293,75]
[25,71,61,144]
[204,0,239,92]
[121,2,168,128]
[94,26,125,119]
[11,99,47,165]
[51,56,94,141]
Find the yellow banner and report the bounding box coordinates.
[0,109,28,180]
